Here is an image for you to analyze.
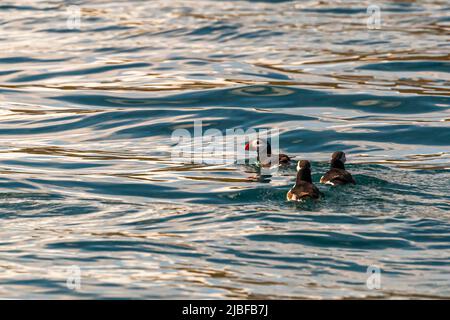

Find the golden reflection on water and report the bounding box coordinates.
[0,0,449,300]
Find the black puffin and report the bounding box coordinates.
[287,160,321,201]
[320,151,356,185]
[245,139,291,166]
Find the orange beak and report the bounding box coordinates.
[245,143,250,151]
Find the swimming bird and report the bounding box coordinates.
[245,138,291,167]
[320,151,356,185]
[287,160,321,201]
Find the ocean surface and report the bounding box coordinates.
[0,0,449,299]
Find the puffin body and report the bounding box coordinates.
[320,151,356,185]
[287,160,321,201]
[245,139,291,167]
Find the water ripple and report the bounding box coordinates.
[0,0,449,299]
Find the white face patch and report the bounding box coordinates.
[341,153,346,163]
[248,139,267,152]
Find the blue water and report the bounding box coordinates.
[0,0,449,299]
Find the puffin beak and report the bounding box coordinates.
[245,143,250,151]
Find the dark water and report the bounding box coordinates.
[0,0,449,299]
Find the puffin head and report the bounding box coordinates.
[331,151,346,164]
[297,160,311,171]
[245,139,271,154]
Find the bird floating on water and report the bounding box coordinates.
[245,138,291,167]
[287,160,321,201]
[320,151,356,185]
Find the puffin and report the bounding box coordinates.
[320,151,356,185]
[244,139,291,167]
[287,160,321,201]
